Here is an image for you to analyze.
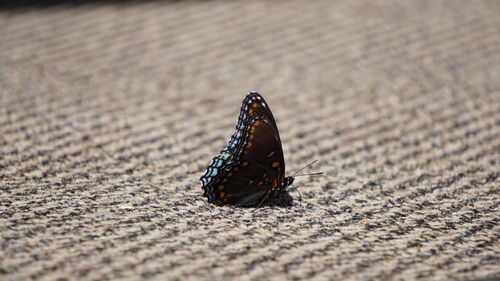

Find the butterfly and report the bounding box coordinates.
[200,92,295,207]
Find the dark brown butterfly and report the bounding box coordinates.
[200,92,295,206]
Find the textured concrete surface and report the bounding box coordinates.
[1,0,499,280]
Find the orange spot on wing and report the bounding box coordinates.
[266,151,277,158]
[218,185,224,190]
[233,167,239,172]
[248,108,254,115]
[222,178,228,183]
[248,180,254,185]
[256,181,264,186]
[241,162,249,166]
[227,172,233,177]
[219,192,226,198]
[252,102,258,108]
[272,161,281,168]
[272,177,278,187]
[223,197,228,202]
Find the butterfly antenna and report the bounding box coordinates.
[294,172,323,177]
[292,159,317,176]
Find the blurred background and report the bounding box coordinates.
[1,1,499,280]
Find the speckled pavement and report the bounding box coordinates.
[1,1,499,280]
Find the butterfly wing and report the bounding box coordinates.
[200,92,288,206]
[221,92,281,155]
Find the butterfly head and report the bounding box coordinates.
[284,176,295,187]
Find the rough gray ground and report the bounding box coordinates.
[1,0,499,280]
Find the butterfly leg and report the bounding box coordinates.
[253,190,273,209]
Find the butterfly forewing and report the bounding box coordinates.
[238,116,286,187]
[222,93,281,155]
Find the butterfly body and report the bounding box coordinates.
[200,92,294,207]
